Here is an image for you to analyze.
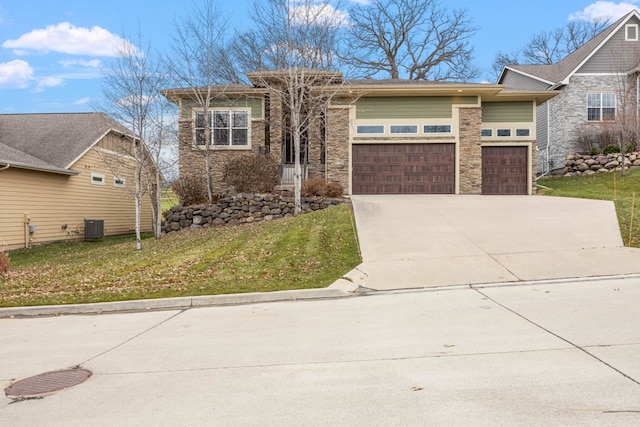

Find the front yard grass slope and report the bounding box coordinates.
[0,204,360,307]
[538,168,640,247]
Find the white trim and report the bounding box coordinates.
[626,23,638,41]
[93,146,136,161]
[113,176,126,188]
[192,108,252,149]
[498,66,555,86]
[90,172,105,186]
[66,128,135,169]
[561,10,640,85]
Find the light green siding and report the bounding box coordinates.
[482,102,533,123]
[356,96,478,119]
[181,97,263,119]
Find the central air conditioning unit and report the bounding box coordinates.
[84,219,104,240]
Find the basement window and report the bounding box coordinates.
[90,172,105,186]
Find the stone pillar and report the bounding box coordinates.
[326,107,350,192]
[269,90,284,165]
[458,107,482,194]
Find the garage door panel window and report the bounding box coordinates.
[390,125,418,134]
[357,125,385,134]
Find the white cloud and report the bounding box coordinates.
[569,1,640,21]
[34,76,64,92]
[60,59,102,68]
[290,3,350,27]
[0,59,33,88]
[2,22,135,57]
[73,97,91,105]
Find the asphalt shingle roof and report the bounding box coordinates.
[0,112,130,171]
[504,11,634,85]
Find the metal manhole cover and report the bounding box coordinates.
[5,368,92,400]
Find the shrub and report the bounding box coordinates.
[171,174,209,206]
[325,182,344,198]
[589,147,601,156]
[223,154,278,193]
[0,251,9,275]
[603,144,620,154]
[301,177,327,197]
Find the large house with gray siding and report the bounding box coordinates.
[162,70,554,197]
[499,9,640,175]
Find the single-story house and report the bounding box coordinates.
[162,70,555,196]
[499,9,640,175]
[0,112,154,251]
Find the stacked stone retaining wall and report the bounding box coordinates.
[162,194,348,234]
[564,152,640,176]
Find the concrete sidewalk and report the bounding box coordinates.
[2,278,639,426]
[346,195,640,290]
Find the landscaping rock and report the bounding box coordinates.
[162,193,349,234]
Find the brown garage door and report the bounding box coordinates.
[352,143,455,194]
[482,146,528,195]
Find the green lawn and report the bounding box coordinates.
[0,205,361,307]
[538,168,640,247]
[161,188,179,211]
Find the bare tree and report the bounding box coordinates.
[343,0,479,81]
[609,47,640,176]
[100,31,168,249]
[234,0,343,75]
[490,18,610,81]
[240,0,346,214]
[166,0,238,202]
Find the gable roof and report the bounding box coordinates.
[499,9,640,87]
[0,112,131,175]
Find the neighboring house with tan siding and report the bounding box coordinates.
[499,9,640,175]
[163,70,554,197]
[0,112,154,251]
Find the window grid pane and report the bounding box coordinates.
[390,125,418,134]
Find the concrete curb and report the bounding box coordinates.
[0,287,356,318]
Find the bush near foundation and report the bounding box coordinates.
[223,154,278,193]
[172,174,209,206]
[301,178,343,197]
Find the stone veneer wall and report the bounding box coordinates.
[162,193,348,234]
[178,118,265,193]
[544,74,634,174]
[325,107,350,191]
[458,107,482,194]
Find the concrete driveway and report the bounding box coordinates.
[347,195,640,290]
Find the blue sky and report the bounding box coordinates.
[1,0,639,113]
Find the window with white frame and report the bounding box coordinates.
[497,129,511,137]
[195,110,249,146]
[516,129,530,137]
[481,129,492,137]
[626,24,638,41]
[114,176,126,188]
[357,125,384,134]
[587,93,616,121]
[390,125,418,134]
[90,172,105,185]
